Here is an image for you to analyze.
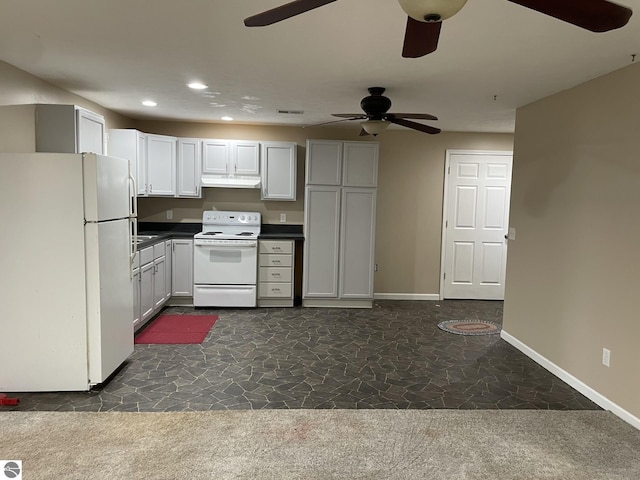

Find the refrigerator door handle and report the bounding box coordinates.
[128,166,138,280]
[130,217,138,279]
[129,170,138,219]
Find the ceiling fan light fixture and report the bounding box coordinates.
[361,120,390,136]
[398,0,467,22]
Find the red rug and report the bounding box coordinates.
[134,314,218,344]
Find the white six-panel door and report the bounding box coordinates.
[441,150,513,300]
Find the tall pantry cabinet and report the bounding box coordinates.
[302,140,378,308]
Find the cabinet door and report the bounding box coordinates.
[202,139,229,174]
[305,140,342,185]
[108,129,147,196]
[133,267,141,329]
[153,256,166,309]
[261,142,297,201]
[140,262,155,323]
[136,132,147,196]
[339,188,376,299]
[146,134,176,196]
[76,107,106,155]
[164,240,172,302]
[342,142,378,187]
[177,138,201,197]
[172,239,194,296]
[232,141,260,175]
[302,186,341,298]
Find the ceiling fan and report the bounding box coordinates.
[244,0,633,58]
[309,87,441,136]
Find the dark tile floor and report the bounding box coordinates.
[3,300,599,412]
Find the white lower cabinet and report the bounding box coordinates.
[258,240,294,307]
[171,239,194,296]
[132,261,141,330]
[139,260,155,326]
[134,240,172,331]
[152,243,166,310]
[164,239,172,302]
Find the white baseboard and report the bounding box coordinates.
[501,330,640,431]
[374,293,441,301]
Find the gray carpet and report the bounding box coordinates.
[1,410,639,479]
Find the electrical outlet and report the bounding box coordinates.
[602,348,611,367]
[280,213,286,223]
[374,263,378,272]
[166,210,173,220]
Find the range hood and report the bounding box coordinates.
[201,175,261,189]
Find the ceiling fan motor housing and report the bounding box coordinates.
[361,87,392,120]
[398,0,468,22]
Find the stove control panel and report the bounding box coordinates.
[202,210,261,226]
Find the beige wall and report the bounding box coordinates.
[0,60,132,151]
[136,120,513,295]
[503,62,640,420]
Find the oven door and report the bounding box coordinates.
[193,240,257,285]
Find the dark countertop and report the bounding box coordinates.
[136,222,304,246]
[259,224,304,241]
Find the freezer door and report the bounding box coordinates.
[83,153,131,222]
[85,219,134,385]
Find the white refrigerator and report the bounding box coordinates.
[0,153,136,391]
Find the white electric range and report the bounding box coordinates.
[193,210,261,307]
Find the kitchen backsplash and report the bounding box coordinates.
[137,187,304,225]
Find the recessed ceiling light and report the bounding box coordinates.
[142,100,157,107]
[221,116,233,121]
[188,82,208,90]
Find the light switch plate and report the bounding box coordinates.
[280,213,286,223]
[508,227,516,240]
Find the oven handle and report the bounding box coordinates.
[194,242,257,248]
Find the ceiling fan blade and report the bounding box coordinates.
[332,114,367,119]
[386,113,439,121]
[389,117,441,135]
[402,17,441,58]
[244,0,338,27]
[304,118,357,128]
[359,129,370,137]
[507,0,632,32]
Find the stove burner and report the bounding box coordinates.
[236,232,255,236]
[203,231,223,236]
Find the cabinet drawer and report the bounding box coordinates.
[153,242,165,259]
[259,254,292,267]
[259,267,292,283]
[259,240,293,254]
[140,246,153,265]
[259,282,292,298]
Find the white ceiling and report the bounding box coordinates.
[0,0,638,133]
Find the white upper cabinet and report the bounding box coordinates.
[177,138,202,197]
[261,142,297,201]
[202,139,229,175]
[202,140,260,176]
[146,134,177,196]
[35,104,105,155]
[232,141,260,175]
[342,141,378,187]
[108,129,147,196]
[305,140,342,186]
